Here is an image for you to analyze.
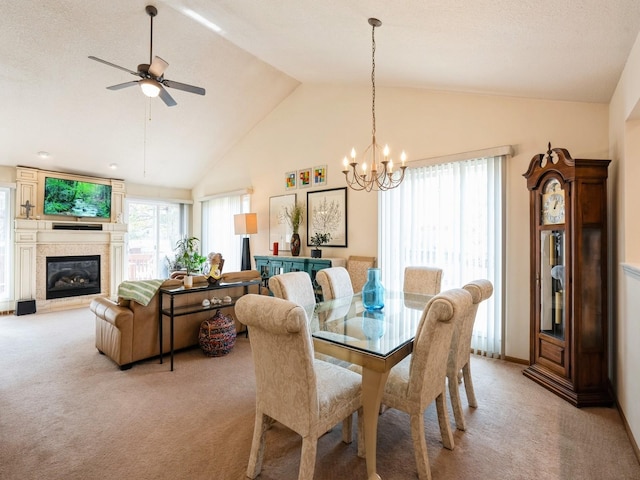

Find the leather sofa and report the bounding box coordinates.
[90,270,264,369]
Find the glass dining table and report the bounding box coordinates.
[307,291,433,480]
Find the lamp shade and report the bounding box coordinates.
[234,213,258,235]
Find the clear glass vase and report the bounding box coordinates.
[362,268,385,311]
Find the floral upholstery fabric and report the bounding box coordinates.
[316,267,354,300]
[346,256,376,293]
[403,266,443,295]
[236,294,362,480]
[447,279,494,431]
[268,271,316,307]
[381,288,474,480]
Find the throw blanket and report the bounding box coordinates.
[117,279,164,306]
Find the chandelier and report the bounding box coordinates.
[342,18,407,192]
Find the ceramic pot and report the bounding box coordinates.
[291,233,301,256]
[183,275,193,288]
[310,248,321,258]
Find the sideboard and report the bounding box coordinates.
[254,255,346,298]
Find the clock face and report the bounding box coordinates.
[542,179,565,225]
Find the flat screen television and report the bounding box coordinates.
[43,177,112,219]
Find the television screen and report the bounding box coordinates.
[43,177,112,219]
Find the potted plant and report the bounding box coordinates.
[309,232,331,258]
[284,202,304,256]
[174,236,207,287]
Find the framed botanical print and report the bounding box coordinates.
[269,194,296,251]
[306,187,347,247]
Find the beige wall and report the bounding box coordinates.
[193,83,609,363]
[609,29,640,453]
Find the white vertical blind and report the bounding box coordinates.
[201,193,248,272]
[379,155,505,357]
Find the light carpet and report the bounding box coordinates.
[0,308,638,479]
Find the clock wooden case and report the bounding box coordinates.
[522,145,612,407]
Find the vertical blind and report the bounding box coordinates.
[379,155,505,357]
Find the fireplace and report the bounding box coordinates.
[46,255,101,300]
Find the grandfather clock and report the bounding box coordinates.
[522,144,612,407]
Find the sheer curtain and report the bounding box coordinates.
[379,154,505,357]
[201,193,249,272]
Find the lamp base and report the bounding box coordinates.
[241,237,251,271]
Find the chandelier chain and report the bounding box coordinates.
[371,22,376,138]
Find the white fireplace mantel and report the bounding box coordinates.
[14,219,127,311]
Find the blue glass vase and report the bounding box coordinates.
[362,268,385,311]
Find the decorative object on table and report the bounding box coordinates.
[234,213,258,271]
[309,232,331,258]
[211,296,222,305]
[222,295,232,303]
[202,298,211,307]
[341,18,407,192]
[313,165,327,186]
[307,187,348,247]
[273,242,279,255]
[269,194,296,252]
[285,171,297,190]
[362,267,385,311]
[205,252,224,285]
[199,310,236,357]
[173,237,207,288]
[284,201,304,257]
[21,200,34,219]
[298,168,312,188]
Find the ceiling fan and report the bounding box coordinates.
[89,5,205,107]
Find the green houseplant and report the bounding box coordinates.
[309,232,331,258]
[174,236,207,287]
[285,202,304,256]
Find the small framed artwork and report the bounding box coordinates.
[307,187,347,247]
[269,194,296,251]
[285,171,297,190]
[298,168,312,188]
[313,165,327,187]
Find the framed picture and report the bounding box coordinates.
[285,171,297,190]
[269,194,296,251]
[307,187,347,247]
[298,168,312,188]
[313,165,327,186]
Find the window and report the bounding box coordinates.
[379,152,506,357]
[201,192,250,272]
[125,200,187,280]
[0,187,12,302]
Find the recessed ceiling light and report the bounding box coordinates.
[109,163,118,170]
[37,151,50,159]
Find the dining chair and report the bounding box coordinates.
[380,288,474,480]
[235,294,363,480]
[346,256,376,292]
[403,266,443,295]
[447,279,494,431]
[315,266,354,300]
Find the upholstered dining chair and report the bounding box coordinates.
[380,288,474,480]
[268,271,316,319]
[235,294,363,480]
[447,279,494,431]
[315,266,354,301]
[403,266,443,295]
[346,256,376,293]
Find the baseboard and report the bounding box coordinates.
[503,355,529,365]
[614,386,640,465]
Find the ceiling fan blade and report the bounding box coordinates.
[106,81,140,91]
[88,56,139,76]
[158,85,177,107]
[163,79,206,96]
[149,56,169,77]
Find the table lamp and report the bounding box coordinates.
[234,213,258,270]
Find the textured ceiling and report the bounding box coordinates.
[1,0,639,188]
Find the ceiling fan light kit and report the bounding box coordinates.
[89,5,205,106]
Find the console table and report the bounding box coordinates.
[254,255,345,298]
[158,279,261,371]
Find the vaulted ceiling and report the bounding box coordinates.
[2,0,640,188]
